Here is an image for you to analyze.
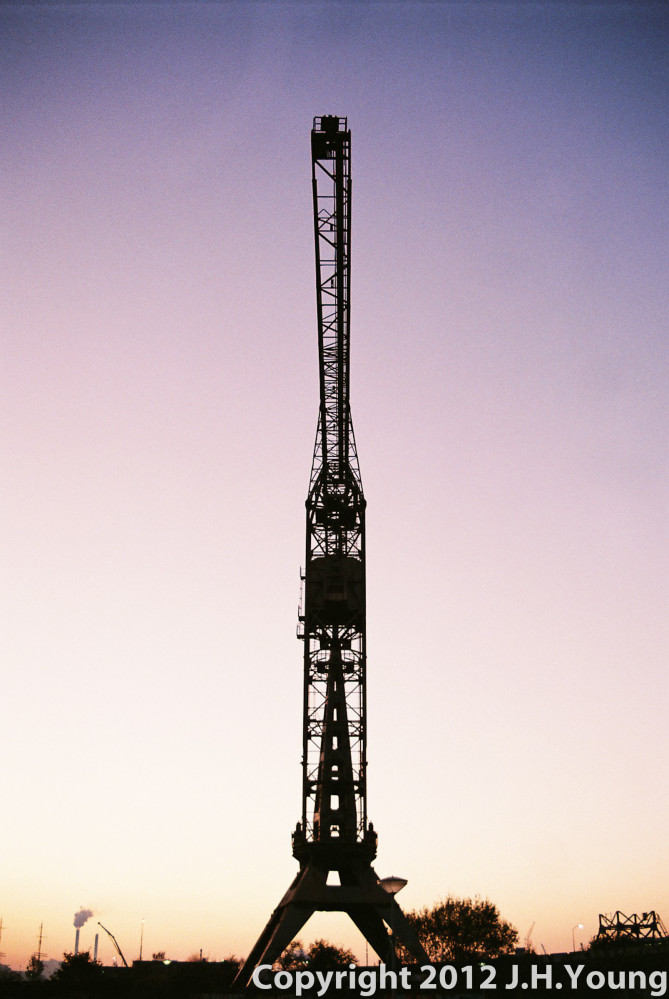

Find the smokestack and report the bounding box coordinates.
[94,933,99,961]
[72,907,93,956]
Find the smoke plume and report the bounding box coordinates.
[73,908,94,929]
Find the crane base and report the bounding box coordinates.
[233,842,427,989]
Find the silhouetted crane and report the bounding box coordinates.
[233,116,426,989]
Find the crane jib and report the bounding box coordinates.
[310,116,358,493]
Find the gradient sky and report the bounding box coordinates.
[2,0,668,972]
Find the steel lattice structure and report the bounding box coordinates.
[300,115,367,846]
[597,911,668,943]
[233,117,426,990]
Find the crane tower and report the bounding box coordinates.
[234,116,426,988]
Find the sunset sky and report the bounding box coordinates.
[2,0,668,971]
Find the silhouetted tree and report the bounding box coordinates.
[308,939,357,970]
[25,954,44,979]
[50,951,103,992]
[276,940,309,970]
[402,895,517,963]
[0,964,22,986]
[277,939,357,970]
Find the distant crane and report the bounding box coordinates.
[97,922,129,968]
[525,921,535,952]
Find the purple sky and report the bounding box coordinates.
[2,0,668,969]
